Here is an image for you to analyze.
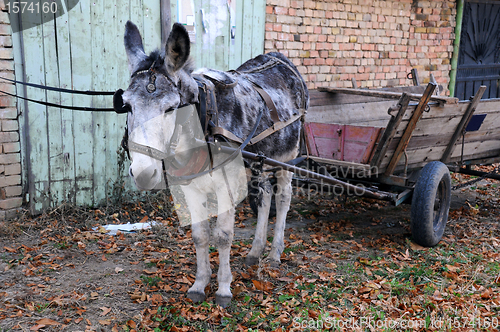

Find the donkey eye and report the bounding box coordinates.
[165,107,175,114]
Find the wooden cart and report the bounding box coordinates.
[297,82,500,246]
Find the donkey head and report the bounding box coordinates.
[114,21,198,190]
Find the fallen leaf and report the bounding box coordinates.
[410,242,425,251]
[35,318,60,326]
[3,246,16,253]
[99,319,112,325]
[127,320,137,328]
[115,267,124,273]
[252,280,273,292]
[100,307,111,316]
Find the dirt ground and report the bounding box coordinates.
[0,170,499,331]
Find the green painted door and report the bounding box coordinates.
[15,0,162,214]
[15,0,265,214]
[171,0,266,71]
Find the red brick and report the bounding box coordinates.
[0,96,14,107]
[0,175,20,187]
[0,108,17,119]
[2,185,21,198]
[275,6,288,15]
[0,153,19,165]
[0,197,22,210]
[4,163,20,175]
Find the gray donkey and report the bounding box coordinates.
[115,21,309,307]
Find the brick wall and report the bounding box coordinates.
[0,2,22,219]
[265,0,456,94]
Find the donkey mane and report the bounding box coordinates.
[133,50,195,77]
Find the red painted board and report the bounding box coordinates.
[304,122,383,164]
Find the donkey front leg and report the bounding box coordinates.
[187,219,212,302]
[245,177,272,266]
[268,170,293,266]
[213,207,235,308]
[183,188,211,303]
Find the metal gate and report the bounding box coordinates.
[455,0,500,100]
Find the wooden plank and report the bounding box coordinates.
[384,83,437,176]
[23,11,49,214]
[142,0,161,53]
[309,89,392,106]
[69,1,94,206]
[104,0,120,200]
[251,0,265,58]
[130,0,144,42]
[161,0,172,46]
[318,86,457,104]
[379,139,500,173]
[55,7,76,203]
[42,10,65,207]
[91,0,107,205]
[306,100,396,126]
[241,0,254,64]
[228,0,243,69]
[343,125,383,164]
[370,93,411,168]
[441,85,487,163]
[117,0,134,192]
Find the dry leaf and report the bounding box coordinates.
[252,280,273,292]
[410,241,425,251]
[100,307,111,316]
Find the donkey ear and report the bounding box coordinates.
[124,21,147,73]
[165,23,191,73]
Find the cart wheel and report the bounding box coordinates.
[410,161,451,247]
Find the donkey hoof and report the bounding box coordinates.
[215,295,232,308]
[187,291,206,303]
[245,256,259,267]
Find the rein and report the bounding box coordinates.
[0,76,116,112]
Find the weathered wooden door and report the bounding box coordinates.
[170,0,266,70]
[15,0,265,214]
[455,0,500,100]
[15,1,162,214]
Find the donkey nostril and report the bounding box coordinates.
[129,167,134,178]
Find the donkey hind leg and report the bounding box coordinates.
[268,170,293,267]
[245,176,272,267]
[213,183,236,308]
[184,188,211,303]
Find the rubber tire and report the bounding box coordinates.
[410,161,451,247]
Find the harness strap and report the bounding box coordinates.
[210,110,305,146]
[249,80,280,123]
[249,111,304,145]
[211,126,244,144]
[128,140,169,160]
